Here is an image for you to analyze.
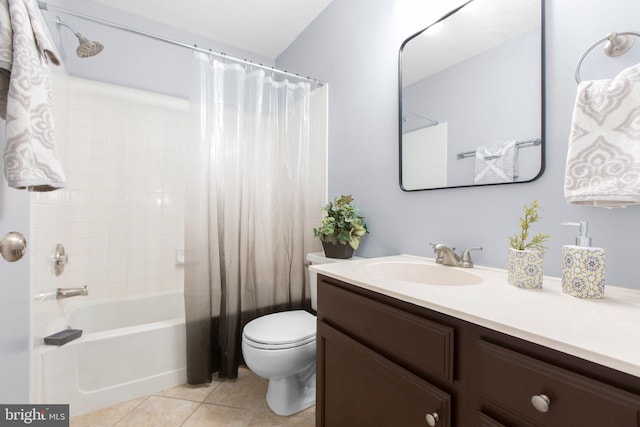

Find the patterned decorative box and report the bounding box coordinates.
[508,248,544,289]
[561,245,605,299]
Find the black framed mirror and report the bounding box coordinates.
[399,0,545,191]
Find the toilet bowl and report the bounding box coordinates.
[241,252,360,416]
[242,310,316,416]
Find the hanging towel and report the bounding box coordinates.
[0,0,65,191]
[473,140,518,184]
[564,62,640,208]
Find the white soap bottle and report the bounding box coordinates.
[561,221,605,299]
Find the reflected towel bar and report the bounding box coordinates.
[402,111,438,126]
[456,138,541,160]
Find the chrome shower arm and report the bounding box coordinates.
[55,16,79,36]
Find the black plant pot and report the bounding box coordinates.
[322,241,354,259]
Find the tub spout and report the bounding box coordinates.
[56,285,88,300]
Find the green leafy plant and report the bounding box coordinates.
[314,195,368,249]
[509,200,551,251]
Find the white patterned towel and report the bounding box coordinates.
[1,0,65,191]
[565,62,640,207]
[473,140,518,184]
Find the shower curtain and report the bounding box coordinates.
[184,52,325,383]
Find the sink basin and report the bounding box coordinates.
[365,262,483,286]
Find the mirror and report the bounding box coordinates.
[399,0,544,191]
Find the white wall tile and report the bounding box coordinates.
[90,237,110,254]
[31,73,186,343]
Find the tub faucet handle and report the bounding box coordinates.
[51,243,68,276]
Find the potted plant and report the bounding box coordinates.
[314,195,368,259]
[508,200,551,289]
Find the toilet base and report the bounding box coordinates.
[265,364,316,416]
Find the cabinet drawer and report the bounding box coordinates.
[318,278,454,382]
[477,413,508,427]
[478,340,640,426]
[318,321,451,427]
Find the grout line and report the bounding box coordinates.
[110,395,149,427]
[178,401,202,427]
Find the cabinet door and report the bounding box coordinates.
[317,321,451,427]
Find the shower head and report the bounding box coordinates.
[55,16,104,58]
[75,34,104,58]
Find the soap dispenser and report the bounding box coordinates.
[561,221,605,299]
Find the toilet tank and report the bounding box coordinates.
[306,252,362,311]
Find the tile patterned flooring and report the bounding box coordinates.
[70,367,315,427]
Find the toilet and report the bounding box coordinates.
[241,252,359,416]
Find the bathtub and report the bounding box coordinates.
[39,291,187,417]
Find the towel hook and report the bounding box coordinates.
[575,31,640,83]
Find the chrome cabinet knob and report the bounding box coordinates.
[531,394,551,413]
[425,412,439,426]
[0,231,27,262]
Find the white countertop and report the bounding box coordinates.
[310,254,640,378]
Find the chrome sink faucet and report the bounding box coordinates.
[429,243,483,268]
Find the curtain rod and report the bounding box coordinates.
[37,1,322,86]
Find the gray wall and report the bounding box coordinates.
[0,123,30,402]
[277,0,640,289]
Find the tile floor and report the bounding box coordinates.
[70,367,315,427]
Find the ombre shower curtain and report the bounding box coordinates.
[184,52,326,383]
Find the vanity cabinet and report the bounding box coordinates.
[318,322,451,426]
[316,275,640,427]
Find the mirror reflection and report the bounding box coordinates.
[399,0,544,191]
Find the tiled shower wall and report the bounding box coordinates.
[31,71,188,339]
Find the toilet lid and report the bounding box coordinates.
[243,310,316,349]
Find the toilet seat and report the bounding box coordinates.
[243,310,316,350]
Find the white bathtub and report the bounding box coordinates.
[39,291,187,417]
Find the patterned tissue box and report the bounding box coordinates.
[561,246,605,299]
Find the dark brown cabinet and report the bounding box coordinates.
[318,321,451,427]
[317,278,454,383]
[477,413,509,427]
[478,340,640,426]
[316,275,640,427]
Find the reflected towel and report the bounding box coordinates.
[0,0,65,191]
[564,63,640,208]
[473,140,517,184]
